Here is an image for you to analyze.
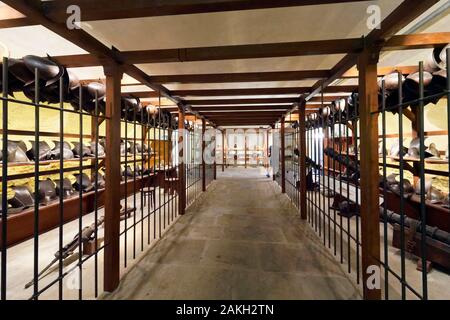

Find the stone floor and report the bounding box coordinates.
[104,167,361,300]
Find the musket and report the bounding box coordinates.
[24,216,105,289]
[24,205,136,289]
[380,207,450,245]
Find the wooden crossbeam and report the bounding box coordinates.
[192,106,290,111]
[122,86,357,98]
[52,32,450,67]
[42,0,372,22]
[149,70,329,84]
[0,17,31,29]
[186,98,299,105]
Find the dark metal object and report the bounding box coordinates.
[73,173,94,192]
[55,178,75,198]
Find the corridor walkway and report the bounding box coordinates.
[104,167,361,300]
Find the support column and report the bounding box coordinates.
[202,118,206,191]
[358,48,381,300]
[298,103,307,220]
[178,105,186,215]
[271,125,276,181]
[213,133,217,180]
[103,63,123,293]
[281,117,286,193]
[222,130,225,171]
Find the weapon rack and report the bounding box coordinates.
[276,50,450,300]
[0,57,214,300]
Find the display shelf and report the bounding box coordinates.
[0,172,162,248]
[388,155,449,164]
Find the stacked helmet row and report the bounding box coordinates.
[0,55,175,128]
[1,140,106,163]
[2,172,105,215]
[305,45,449,129]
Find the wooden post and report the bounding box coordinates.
[202,118,206,191]
[103,63,123,293]
[178,105,186,215]
[244,130,247,168]
[266,129,269,171]
[222,130,225,172]
[281,117,286,193]
[271,125,276,181]
[298,103,307,219]
[358,47,382,300]
[213,132,217,180]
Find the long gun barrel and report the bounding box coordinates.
[324,147,359,173]
[24,217,105,289]
[380,207,450,245]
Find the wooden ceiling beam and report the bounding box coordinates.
[186,98,299,105]
[202,112,284,117]
[383,32,450,51]
[42,0,372,23]
[149,70,329,84]
[124,86,357,98]
[52,32,450,68]
[192,106,290,111]
[0,17,31,29]
[119,38,362,64]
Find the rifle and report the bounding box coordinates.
[24,207,135,289]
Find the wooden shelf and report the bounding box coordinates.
[0,173,159,248]
[388,156,448,164]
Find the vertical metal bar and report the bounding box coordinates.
[147,120,151,245]
[93,91,99,298]
[418,61,428,300]
[33,68,40,299]
[158,97,162,237]
[58,77,64,300]
[338,108,343,264]
[318,116,322,237]
[447,48,450,210]
[124,100,128,267]
[78,85,83,300]
[202,118,206,192]
[141,108,145,252]
[281,117,286,194]
[162,121,166,231]
[1,57,9,301]
[332,110,337,256]
[354,94,361,285]
[345,103,351,273]
[308,121,311,224]
[133,107,137,259]
[398,72,406,300]
[327,109,331,249]
[313,119,317,231]
[153,110,156,239]
[382,81,389,298]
